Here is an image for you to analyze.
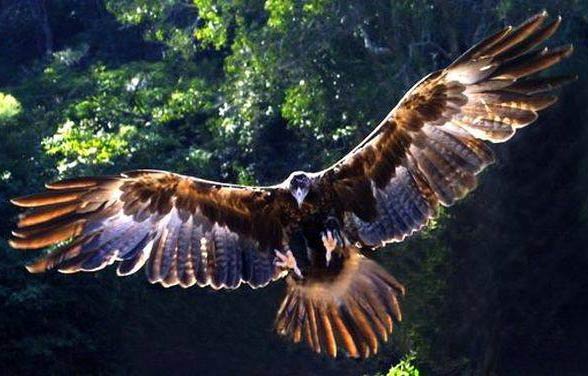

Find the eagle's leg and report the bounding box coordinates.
[274,249,303,278]
[321,216,345,267]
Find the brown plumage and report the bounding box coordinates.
[9,12,574,358]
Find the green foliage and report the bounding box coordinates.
[281,78,327,135]
[13,56,219,176]
[193,0,230,48]
[0,92,21,121]
[43,119,135,172]
[106,0,174,25]
[265,0,329,30]
[105,0,201,58]
[265,0,295,29]
[387,352,420,376]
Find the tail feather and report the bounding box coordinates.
[274,249,404,358]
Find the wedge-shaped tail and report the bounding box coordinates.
[275,248,405,358]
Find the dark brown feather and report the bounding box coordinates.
[481,11,548,57]
[495,16,561,62]
[11,190,85,207]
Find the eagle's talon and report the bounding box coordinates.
[274,250,303,278]
[321,230,339,267]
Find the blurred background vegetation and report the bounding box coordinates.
[0,0,586,375]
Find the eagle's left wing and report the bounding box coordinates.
[323,12,574,248]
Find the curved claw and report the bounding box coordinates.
[274,249,303,278]
[321,231,338,267]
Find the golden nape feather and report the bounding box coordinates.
[275,247,404,359]
[8,12,574,360]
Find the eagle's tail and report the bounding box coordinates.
[274,248,405,359]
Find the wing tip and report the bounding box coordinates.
[554,14,563,24]
[25,259,48,273]
[564,43,574,57]
[538,9,549,19]
[10,197,29,207]
[523,10,548,26]
[7,238,20,249]
[8,237,44,250]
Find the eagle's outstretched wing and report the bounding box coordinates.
[10,170,286,289]
[324,11,574,248]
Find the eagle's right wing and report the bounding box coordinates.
[324,12,574,248]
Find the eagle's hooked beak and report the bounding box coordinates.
[293,187,307,208]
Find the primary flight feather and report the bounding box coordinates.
[9,12,574,359]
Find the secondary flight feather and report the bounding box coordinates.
[9,12,574,359]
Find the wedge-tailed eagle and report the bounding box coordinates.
[9,12,574,359]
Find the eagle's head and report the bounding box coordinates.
[287,172,312,208]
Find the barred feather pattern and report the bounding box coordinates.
[345,163,436,246]
[274,248,405,358]
[330,11,574,248]
[9,171,282,289]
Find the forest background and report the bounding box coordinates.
[0,0,587,375]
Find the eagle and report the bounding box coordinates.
[9,12,574,359]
